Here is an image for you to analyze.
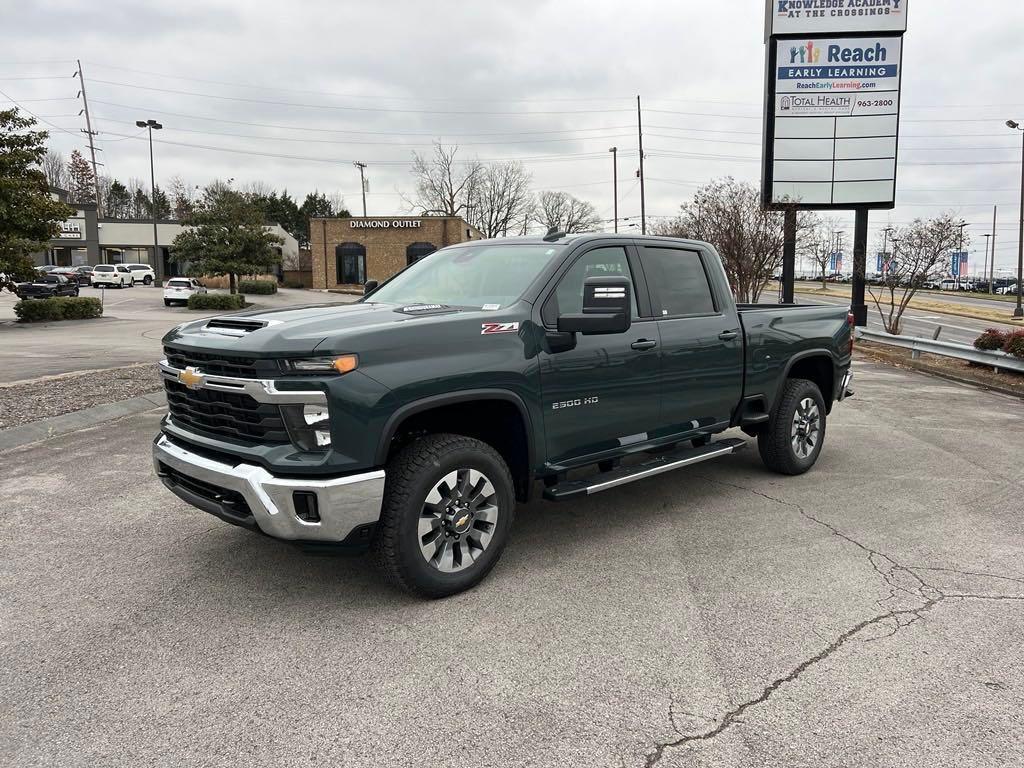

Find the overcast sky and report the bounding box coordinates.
[2,0,1022,272]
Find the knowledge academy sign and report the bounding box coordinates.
[768,0,908,37]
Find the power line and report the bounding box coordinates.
[86,79,635,116]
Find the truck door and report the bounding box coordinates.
[538,245,662,466]
[636,245,743,436]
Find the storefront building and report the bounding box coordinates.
[37,189,299,277]
[310,216,481,290]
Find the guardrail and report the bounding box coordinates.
[856,328,1024,374]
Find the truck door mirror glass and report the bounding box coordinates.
[363,280,379,295]
[556,276,631,335]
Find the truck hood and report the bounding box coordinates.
[162,301,483,357]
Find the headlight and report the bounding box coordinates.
[288,355,358,374]
[282,404,332,451]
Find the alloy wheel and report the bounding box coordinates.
[417,468,499,573]
[791,397,820,459]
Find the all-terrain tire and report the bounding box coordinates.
[373,433,515,598]
[758,378,826,476]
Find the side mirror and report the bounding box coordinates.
[363,280,379,295]
[557,276,631,335]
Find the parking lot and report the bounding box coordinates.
[2,358,1022,767]
[0,285,355,382]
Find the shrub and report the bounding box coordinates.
[188,293,246,311]
[973,328,1009,351]
[282,279,306,289]
[1005,331,1024,359]
[14,297,103,323]
[238,279,277,295]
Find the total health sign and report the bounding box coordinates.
[762,6,906,211]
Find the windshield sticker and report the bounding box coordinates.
[482,303,501,311]
[481,321,520,335]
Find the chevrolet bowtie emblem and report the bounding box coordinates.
[178,366,205,390]
[455,514,470,529]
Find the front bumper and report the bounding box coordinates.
[153,433,385,544]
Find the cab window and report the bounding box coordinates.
[639,248,717,317]
[547,247,639,322]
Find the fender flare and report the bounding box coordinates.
[774,349,841,410]
[374,388,536,469]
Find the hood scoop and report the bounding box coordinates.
[204,317,276,337]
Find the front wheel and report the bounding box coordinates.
[163,299,171,306]
[374,433,515,598]
[758,378,826,476]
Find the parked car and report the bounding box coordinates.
[51,267,91,286]
[15,273,79,299]
[91,264,135,288]
[163,278,207,306]
[997,282,1019,295]
[72,265,95,282]
[154,233,855,597]
[123,263,156,285]
[34,264,60,274]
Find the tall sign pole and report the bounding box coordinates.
[609,146,619,233]
[762,1,909,325]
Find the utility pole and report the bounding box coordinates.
[609,146,618,233]
[1009,120,1024,318]
[637,96,646,235]
[73,59,102,215]
[990,205,998,294]
[983,233,991,292]
[353,162,367,217]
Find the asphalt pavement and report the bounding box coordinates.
[0,286,355,383]
[2,359,1022,767]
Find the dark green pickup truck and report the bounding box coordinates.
[154,234,853,596]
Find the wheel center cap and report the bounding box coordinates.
[450,509,472,534]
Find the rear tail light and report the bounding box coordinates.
[847,311,855,355]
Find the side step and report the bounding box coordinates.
[543,437,747,501]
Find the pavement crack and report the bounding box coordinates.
[642,599,943,768]
[641,477,1024,767]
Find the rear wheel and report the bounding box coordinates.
[163,299,172,306]
[374,433,515,598]
[758,378,826,475]
[144,275,153,285]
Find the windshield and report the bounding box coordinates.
[367,243,563,309]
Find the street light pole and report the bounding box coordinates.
[608,146,618,233]
[1007,120,1024,318]
[136,119,163,283]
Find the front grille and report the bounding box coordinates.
[163,346,281,378]
[164,379,291,444]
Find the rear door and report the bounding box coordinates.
[537,244,662,465]
[636,245,743,437]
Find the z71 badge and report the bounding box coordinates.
[481,322,520,335]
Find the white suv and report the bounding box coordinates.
[163,277,208,306]
[123,263,156,285]
[91,264,135,288]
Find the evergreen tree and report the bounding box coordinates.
[67,149,95,204]
[0,109,75,291]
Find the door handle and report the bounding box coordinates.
[718,330,739,341]
[631,339,658,351]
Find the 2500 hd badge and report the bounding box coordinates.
[154,234,853,598]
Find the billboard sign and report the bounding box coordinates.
[763,35,903,210]
[767,0,909,38]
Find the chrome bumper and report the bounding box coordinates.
[153,433,385,542]
[838,370,854,402]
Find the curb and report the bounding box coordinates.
[0,391,167,452]
[855,347,1024,400]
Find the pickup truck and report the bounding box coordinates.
[15,273,80,299]
[153,234,853,597]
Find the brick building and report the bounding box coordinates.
[310,216,480,290]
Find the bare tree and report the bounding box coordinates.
[468,161,534,239]
[869,213,967,334]
[168,175,197,220]
[41,150,67,191]
[652,178,816,303]
[406,143,483,217]
[805,216,842,290]
[535,191,601,233]
[67,149,95,204]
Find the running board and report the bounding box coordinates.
[543,438,747,501]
